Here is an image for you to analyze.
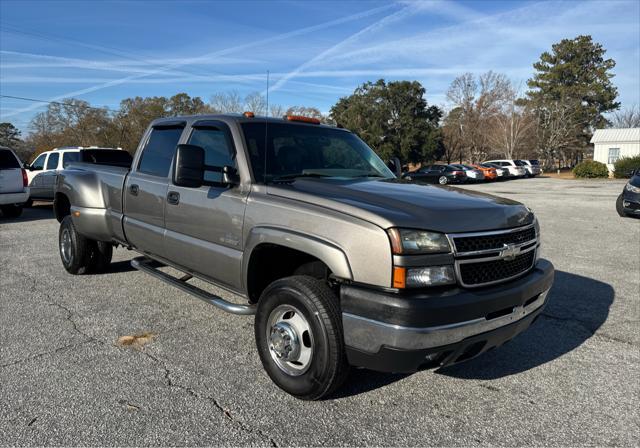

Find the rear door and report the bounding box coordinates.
[163,120,247,290]
[0,149,23,193]
[123,122,185,258]
[39,152,60,199]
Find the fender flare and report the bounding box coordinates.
[243,226,353,292]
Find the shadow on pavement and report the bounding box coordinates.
[438,270,613,380]
[334,270,613,397]
[96,260,137,275]
[0,203,54,223]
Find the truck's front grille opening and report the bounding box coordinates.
[459,250,535,286]
[485,306,515,321]
[453,226,536,253]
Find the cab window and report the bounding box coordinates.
[138,126,184,177]
[46,153,59,170]
[188,126,235,184]
[31,153,46,170]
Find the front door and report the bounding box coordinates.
[123,123,185,258]
[27,153,47,198]
[163,120,248,291]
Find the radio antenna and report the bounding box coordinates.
[263,70,270,184]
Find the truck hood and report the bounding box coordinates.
[267,178,533,233]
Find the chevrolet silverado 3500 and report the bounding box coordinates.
[55,114,554,400]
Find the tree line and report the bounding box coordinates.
[1,35,638,168]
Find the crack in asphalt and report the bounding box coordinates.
[0,341,92,369]
[140,349,279,447]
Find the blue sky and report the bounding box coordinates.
[1,0,639,133]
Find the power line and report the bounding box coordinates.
[0,94,120,113]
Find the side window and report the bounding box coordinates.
[138,126,184,177]
[46,153,59,170]
[62,151,80,168]
[31,154,46,170]
[608,148,620,164]
[188,127,235,184]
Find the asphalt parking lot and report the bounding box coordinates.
[1,177,638,446]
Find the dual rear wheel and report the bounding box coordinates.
[59,216,113,274]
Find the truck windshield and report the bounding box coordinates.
[241,122,394,183]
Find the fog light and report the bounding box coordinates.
[623,200,630,207]
[405,265,455,287]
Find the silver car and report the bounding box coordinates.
[450,164,485,182]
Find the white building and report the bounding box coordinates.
[591,128,640,173]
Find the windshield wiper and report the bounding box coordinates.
[271,173,333,183]
[352,173,385,178]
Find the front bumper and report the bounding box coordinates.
[341,259,554,372]
[622,190,640,215]
[0,189,29,205]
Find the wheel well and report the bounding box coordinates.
[246,244,332,303]
[54,193,70,223]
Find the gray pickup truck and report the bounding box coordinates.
[55,114,554,400]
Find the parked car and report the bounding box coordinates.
[450,164,485,182]
[471,164,497,181]
[26,147,131,201]
[55,114,554,400]
[0,146,29,217]
[481,162,509,179]
[617,169,640,217]
[484,159,527,178]
[518,159,542,177]
[402,164,467,184]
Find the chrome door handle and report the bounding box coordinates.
[167,191,180,205]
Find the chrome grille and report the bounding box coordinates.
[447,224,538,288]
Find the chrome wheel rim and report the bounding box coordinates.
[439,176,448,185]
[266,305,313,376]
[60,228,72,264]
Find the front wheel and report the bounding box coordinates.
[438,176,448,185]
[255,275,349,400]
[616,194,627,217]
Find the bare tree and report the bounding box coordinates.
[244,92,267,115]
[446,72,511,163]
[269,104,285,118]
[610,105,640,128]
[487,83,535,159]
[210,91,243,113]
[441,108,465,164]
[533,101,581,169]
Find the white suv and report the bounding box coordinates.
[484,159,527,178]
[0,147,29,218]
[26,146,84,200]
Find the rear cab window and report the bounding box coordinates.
[138,125,185,177]
[0,149,20,169]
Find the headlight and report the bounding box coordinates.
[387,228,451,254]
[405,266,456,287]
[625,183,640,194]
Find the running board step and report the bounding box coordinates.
[131,257,256,315]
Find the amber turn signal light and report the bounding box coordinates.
[393,266,406,289]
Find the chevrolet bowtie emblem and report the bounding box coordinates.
[500,243,520,261]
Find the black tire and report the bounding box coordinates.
[616,194,627,217]
[0,205,23,218]
[255,275,349,400]
[438,176,448,185]
[88,241,113,273]
[23,199,33,208]
[59,215,92,274]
